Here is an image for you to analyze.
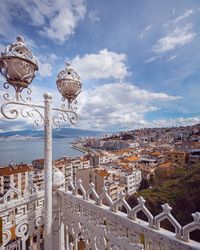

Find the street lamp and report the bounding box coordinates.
[0,36,81,250]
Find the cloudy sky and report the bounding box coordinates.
[0,0,200,132]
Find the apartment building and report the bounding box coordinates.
[174,141,200,152]
[100,152,119,164]
[112,149,137,158]
[165,151,188,166]
[32,156,91,191]
[32,159,44,169]
[32,157,73,189]
[76,167,125,202]
[119,170,142,194]
[33,168,44,191]
[188,149,200,163]
[76,167,107,195]
[105,162,142,195]
[0,164,32,197]
[89,155,100,166]
[76,161,142,200]
[122,155,139,169]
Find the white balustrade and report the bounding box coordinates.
[0,186,44,250]
[1,180,200,250]
[57,179,200,250]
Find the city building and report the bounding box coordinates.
[119,170,142,194]
[165,151,188,166]
[188,149,200,164]
[76,167,125,202]
[0,164,32,199]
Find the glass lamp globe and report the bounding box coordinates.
[56,63,81,104]
[0,36,38,89]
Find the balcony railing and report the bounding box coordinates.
[0,180,200,250]
[0,191,44,250]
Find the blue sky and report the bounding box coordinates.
[0,0,200,132]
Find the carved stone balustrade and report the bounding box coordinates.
[0,186,44,250]
[56,179,200,250]
[0,179,200,250]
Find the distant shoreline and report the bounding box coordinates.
[71,144,88,154]
[71,144,101,155]
[0,136,76,141]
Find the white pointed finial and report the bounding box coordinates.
[16,36,25,43]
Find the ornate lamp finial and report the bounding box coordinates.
[16,36,25,43]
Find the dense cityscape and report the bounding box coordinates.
[1,122,200,199]
[1,123,200,248]
[1,0,200,249]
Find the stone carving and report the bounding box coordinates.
[0,188,44,250]
[1,182,200,250]
[182,212,200,242]
[154,203,182,239]
[3,186,21,203]
[59,180,200,249]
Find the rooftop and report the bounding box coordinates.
[0,164,32,176]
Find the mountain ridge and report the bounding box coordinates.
[0,128,104,138]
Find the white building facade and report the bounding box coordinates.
[120,169,142,194]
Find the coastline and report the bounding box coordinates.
[0,138,83,166]
[71,144,89,154]
[71,143,102,155]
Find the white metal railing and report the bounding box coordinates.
[57,179,200,250]
[1,179,200,250]
[0,186,44,250]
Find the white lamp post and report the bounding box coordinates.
[0,36,81,250]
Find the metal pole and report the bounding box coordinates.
[44,93,53,250]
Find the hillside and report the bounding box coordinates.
[0,128,103,138]
[126,164,200,241]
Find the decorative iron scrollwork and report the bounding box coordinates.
[52,109,78,130]
[3,82,32,102]
[1,101,44,130]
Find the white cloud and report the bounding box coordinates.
[172,8,176,15]
[153,23,196,53]
[149,117,200,128]
[71,49,128,80]
[38,62,52,78]
[0,0,87,44]
[0,1,17,39]
[0,44,5,53]
[88,11,100,22]
[138,25,152,39]
[0,73,181,131]
[25,36,60,78]
[77,82,181,130]
[166,55,177,62]
[174,9,194,23]
[41,2,86,43]
[145,55,161,63]
[165,9,194,28]
[23,36,39,52]
[37,51,60,78]
[0,81,195,132]
[150,9,196,62]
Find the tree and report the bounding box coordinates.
[139,178,150,191]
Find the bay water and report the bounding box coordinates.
[0,137,83,166]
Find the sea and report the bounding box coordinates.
[0,137,84,166]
